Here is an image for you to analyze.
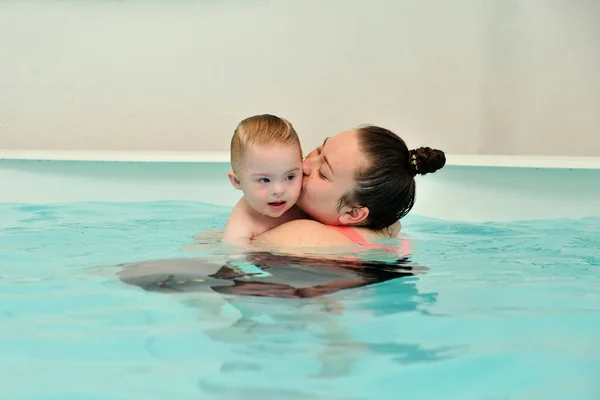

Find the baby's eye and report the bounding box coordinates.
[286,174,296,181]
[258,178,270,183]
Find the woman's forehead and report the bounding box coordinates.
[323,130,366,174]
[322,130,353,151]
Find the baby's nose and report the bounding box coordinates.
[272,184,284,195]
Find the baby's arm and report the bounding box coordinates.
[222,199,255,246]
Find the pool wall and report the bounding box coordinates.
[2,152,599,222]
[2,1,600,158]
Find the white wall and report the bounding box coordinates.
[1,0,598,156]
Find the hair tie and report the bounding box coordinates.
[409,153,418,176]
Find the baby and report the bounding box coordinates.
[223,114,306,245]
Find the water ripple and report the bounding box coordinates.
[1,202,599,399]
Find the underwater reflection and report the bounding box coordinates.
[118,252,452,380]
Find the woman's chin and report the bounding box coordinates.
[296,199,335,224]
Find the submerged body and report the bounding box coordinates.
[118,250,419,298]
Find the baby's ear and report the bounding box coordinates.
[227,170,242,190]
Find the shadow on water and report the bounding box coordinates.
[116,251,458,388]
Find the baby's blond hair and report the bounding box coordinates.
[230,114,301,172]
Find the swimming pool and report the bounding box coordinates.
[1,154,600,399]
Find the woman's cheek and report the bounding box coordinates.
[310,179,326,201]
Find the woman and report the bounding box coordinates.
[251,124,446,252]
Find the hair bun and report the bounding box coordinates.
[409,147,446,175]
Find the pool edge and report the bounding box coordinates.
[2,150,600,170]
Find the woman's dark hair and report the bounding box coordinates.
[339,125,446,231]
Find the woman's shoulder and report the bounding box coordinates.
[352,220,401,242]
[251,219,355,248]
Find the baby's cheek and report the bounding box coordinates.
[253,187,268,199]
[291,181,302,199]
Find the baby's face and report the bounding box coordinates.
[238,143,303,218]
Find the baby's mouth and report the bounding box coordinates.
[268,201,286,210]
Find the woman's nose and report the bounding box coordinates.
[302,157,313,176]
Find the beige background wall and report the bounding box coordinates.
[1,0,598,156]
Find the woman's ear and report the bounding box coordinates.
[338,205,369,225]
[227,171,242,190]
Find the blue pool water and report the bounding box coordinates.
[1,201,599,399]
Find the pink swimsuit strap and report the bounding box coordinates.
[330,226,410,255]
